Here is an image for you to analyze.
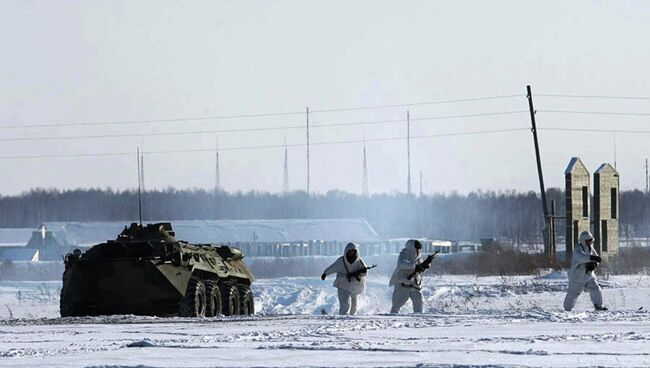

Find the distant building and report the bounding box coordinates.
[33,219,383,257]
[38,218,381,245]
[25,225,70,260]
[389,238,453,254]
[0,225,72,262]
[0,219,461,258]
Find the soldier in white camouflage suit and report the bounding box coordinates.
[321,242,368,315]
[389,239,426,313]
[563,231,608,311]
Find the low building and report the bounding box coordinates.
[388,238,454,254]
[0,219,462,258]
[39,219,383,257]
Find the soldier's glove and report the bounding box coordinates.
[321,273,327,281]
[590,255,602,263]
[585,262,598,272]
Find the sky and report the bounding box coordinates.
[0,0,649,196]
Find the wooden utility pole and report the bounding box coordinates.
[550,200,557,260]
[526,85,552,258]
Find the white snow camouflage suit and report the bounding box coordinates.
[322,242,367,315]
[389,239,425,313]
[563,231,604,311]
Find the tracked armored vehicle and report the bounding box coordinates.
[60,222,255,317]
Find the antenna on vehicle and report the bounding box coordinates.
[137,146,143,226]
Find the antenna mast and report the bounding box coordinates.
[613,130,617,169]
[215,136,221,192]
[283,138,289,193]
[645,157,650,194]
[362,137,369,197]
[407,110,412,195]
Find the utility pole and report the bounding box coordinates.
[645,157,649,248]
[526,85,551,258]
[283,139,289,193]
[306,107,311,217]
[407,110,412,195]
[419,170,423,197]
[550,200,557,260]
[215,136,221,192]
[137,146,143,225]
[362,138,369,198]
[139,144,145,192]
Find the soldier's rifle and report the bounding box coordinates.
[406,250,439,280]
[347,264,377,282]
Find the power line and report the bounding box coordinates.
[536,93,650,101]
[313,110,528,127]
[308,94,524,114]
[540,127,650,134]
[0,94,523,130]
[0,124,306,143]
[0,128,528,160]
[0,110,528,143]
[538,109,650,117]
[0,111,305,131]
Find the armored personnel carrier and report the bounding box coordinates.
[60,222,255,317]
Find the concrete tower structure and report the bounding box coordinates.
[565,157,591,259]
[594,163,620,257]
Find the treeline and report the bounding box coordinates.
[1,188,649,242]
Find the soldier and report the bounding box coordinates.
[389,239,427,314]
[321,242,368,315]
[563,231,608,311]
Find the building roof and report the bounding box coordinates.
[0,228,34,247]
[595,163,618,176]
[37,218,380,245]
[0,248,39,262]
[565,157,589,175]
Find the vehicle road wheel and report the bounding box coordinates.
[238,285,255,315]
[220,283,240,316]
[179,277,206,317]
[204,280,222,317]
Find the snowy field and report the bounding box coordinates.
[1,274,650,367]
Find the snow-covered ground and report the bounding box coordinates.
[1,274,650,367]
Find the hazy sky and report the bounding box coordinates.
[1,1,649,195]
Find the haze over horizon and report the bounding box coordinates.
[1,1,649,196]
